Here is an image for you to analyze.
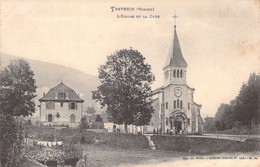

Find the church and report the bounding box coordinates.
[144,21,203,134]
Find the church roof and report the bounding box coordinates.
[164,26,187,68]
[193,102,202,107]
[39,82,84,102]
[151,86,164,95]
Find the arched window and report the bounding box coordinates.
[166,102,168,109]
[180,100,183,109]
[177,99,179,108]
[177,70,179,78]
[188,103,190,110]
[174,100,176,109]
[173,70,176,77]
[180,70,183,78]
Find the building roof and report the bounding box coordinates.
[164,26,187,68]
[151,86,164,95]
[39,82,84,102]
[193,102,202,107]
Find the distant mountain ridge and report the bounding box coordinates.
[0,52,103,115]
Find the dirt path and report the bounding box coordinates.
[190,133,260,141]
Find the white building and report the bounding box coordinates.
[144,23,203,134]
[39,82,84,127]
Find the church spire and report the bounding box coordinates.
[164,12,187,68]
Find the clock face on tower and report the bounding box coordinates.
[174,88,182,97]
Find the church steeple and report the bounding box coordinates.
[163,12,187,86]
[164,23,187,68]
[164,11,187,69]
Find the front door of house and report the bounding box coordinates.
[48,114,52,122]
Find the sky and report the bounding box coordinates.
[1,0,260,117]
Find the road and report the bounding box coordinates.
[187,133,260,142]
[144,133,260,142]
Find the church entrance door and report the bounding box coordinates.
[175,121,182,133]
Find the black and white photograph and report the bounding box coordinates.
[0,0,260,166]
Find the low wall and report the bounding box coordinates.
[151,135,260,154]
[86,129,108,133]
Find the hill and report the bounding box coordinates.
[0,52,103,115]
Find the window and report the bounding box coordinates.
[174,100,176,109]
[174,70,176,77]
[166,118,168,125]
[177,70,179,78]
[60,102,63,107]
[70,114,76,123]
[46,101,55,110]
[180,100,183,109]
[69,102,77,110]
[188,103,190,110]
[177,99,179,108]
[166,102,168,109]
[180,70,183,78]
[58,92,66,100]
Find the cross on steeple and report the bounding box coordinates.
[172,10,178,28]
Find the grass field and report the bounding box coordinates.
[76,144,192,167]
[76,132,260,167]
[76,144,260,167]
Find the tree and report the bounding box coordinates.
[23,119,32,125]
[79,115,90,131]
[0,59,37,116]
[92,49,155,133]
[0,114,22,167]
[56,112,61,122]
[203,117,216,131]
[86,106,96,116]
[213,73,260,130]
[214,103,235,131]
[95,114,103,129]
[234,73,260,126]
[95,114,103,122]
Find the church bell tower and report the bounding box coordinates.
[163,13,187,87]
